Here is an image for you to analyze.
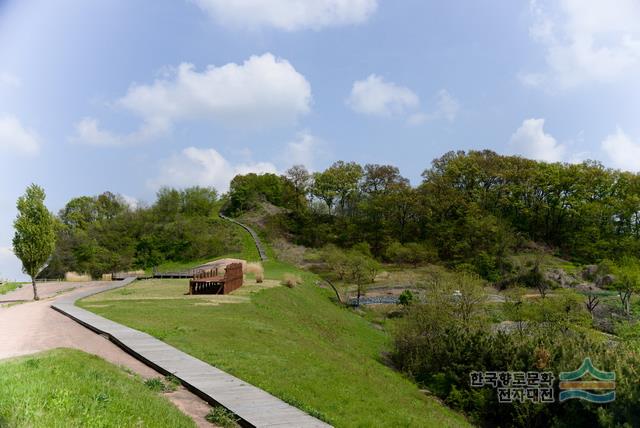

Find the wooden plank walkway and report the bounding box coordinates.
[51,278,331,428]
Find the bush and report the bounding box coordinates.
[245,262,264,283]
[143,378,166,392]
[282,273,303,288]
[398,290,414,306]
[392,281,640,427]
[144,377,178,393]
[205,406,240,428]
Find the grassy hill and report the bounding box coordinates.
[0,349,195,427]
[80,219,470,427]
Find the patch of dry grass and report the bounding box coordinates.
[246,262,264,283]
[282,273,303,288]
[65,272,92,282]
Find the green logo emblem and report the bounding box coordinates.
[559,358,615,403]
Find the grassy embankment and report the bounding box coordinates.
[80,220,469,427]
[0,348,195,428]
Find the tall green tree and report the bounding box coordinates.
[13,184,57,300]
[613,257,640,316]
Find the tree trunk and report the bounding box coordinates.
[31,277,39,301]
[324,278,343,305]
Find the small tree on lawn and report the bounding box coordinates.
[613,257,640,317]
[13,184,56,301]
[348,253,369,306]
[347,251,380,306]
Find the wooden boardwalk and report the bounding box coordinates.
[51,279,331,428]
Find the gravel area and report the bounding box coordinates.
[350,295,400,305]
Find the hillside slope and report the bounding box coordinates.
[80,218,470,427]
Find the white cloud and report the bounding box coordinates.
[509,118,566,162]
[601,128,640,171]
[192,0,377,31]
[347,74,419,117]
[525,0,640,87]
[0,115,40,156]
[150,147,278,192]
[70,117,167,146]
[0,72,20,88]
[434,89,460,122]
[72,53,311,145]
[284,131,326,169]
[406,89,460,125]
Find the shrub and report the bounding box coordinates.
[205,406,240,428]
[245,262,264,283]
[398,290,414,306]
[164,375,180,392]
[65,271,91,282]
[143,378,166,392]
[282,273,303,288]
[144,377,178,393]
[392,279,640,427]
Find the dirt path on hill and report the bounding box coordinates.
[0,281,214,427]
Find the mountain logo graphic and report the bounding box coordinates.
[559,358,616,403]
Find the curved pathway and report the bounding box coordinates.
[0,281,213,427]
[53,279,331,428]
[220,213,268,261]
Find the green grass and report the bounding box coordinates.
[149,257,214,274]
[0,282,21,295]
[80,215,469,427]
[0,348,195,428]
[509,252,581,274]
[80,263,469,427]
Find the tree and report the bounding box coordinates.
[347,252,373,306]
[503,286,527,335]
[13,184,57,300]
[450,272,487,327]
[181,186,218,217]
[312,161,363,215]
[59,196,97,229]
[312,170,338,211]
[361,164,407,194]
[285,165,312,210]
[322,244,350,281]
[584,285,600,319]
[612,257,640,316]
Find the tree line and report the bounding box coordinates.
[227,150,640,280]
[42,187,239,279]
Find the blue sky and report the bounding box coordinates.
[1,0,640,279]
